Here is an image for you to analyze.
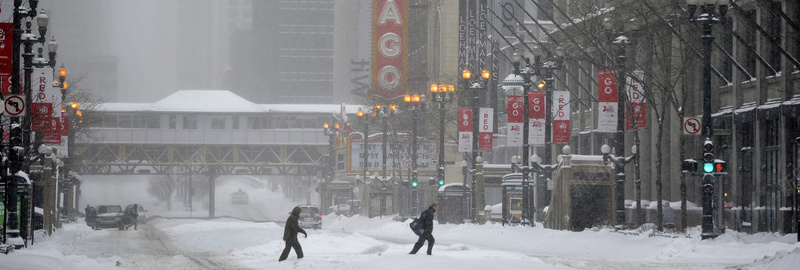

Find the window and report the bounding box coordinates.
[275,116,288,129]
[743,10,757,80]
[118,114,131,128]
[211,117,226,130]
[302,118,316,129]
[169,115,176,129]
[103,114,117,128]
[261,116,273,129]
[146,115,161,129]
[247,116,261,129]
[232,115,239,129]
[183,115,198,129]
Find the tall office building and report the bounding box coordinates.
[229,0,334,104]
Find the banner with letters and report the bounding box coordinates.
[529,91,545,146]
[597,70,618,133]
[506,95,522,146]
[626,70,646,131]
[458,107,472,152]
[552,91,570,145]
[479,107,493,152]
[371,0,408,100]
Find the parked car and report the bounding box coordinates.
[295,204,322,229]
[136,204,147,224]
[94,205,124,230]
[231,189,249,205]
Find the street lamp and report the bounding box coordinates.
[464,68,490,222]
[429,82,455,186]
[404,93,424,214]
[373,104,395,218]
[322,122,338,212]
[601,143,638,228]
[604,15,640,229]
[687,0,727,240]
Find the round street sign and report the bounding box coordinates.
[4,95,25,116]
[683,117,701,135]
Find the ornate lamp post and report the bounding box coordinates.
[428,83,455,186]
[404,93,424,214]
[322,122,338,212]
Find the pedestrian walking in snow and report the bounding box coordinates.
[279,206,307,261]
[410,203,438,255]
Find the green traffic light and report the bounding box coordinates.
[438,180,444,185]
[412,181,418,187]
[703,163,714,173]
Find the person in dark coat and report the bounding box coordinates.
[122,204,139,230]
[410,203,438,255]
[85,205,97,229]
[279,206,308,261]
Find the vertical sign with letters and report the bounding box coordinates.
[479,107,493,152]
[506,95,522,146]
[552,91,570,145]
[597,70,618,132]
[529,91,545,146]
[371,0,408,100]
[458,107,472,152]
[626,70,646,131]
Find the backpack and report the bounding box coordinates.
[409,218,425,236]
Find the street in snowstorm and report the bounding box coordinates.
[1,175,799,269]
[2,1,800,269]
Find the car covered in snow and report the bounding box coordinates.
[94,205,124,229]
[231,189,249,205]
[295,204,322,229]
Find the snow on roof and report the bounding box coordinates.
[96,90,364,114]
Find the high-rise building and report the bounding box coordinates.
[229,0,334,104]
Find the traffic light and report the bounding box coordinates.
[411,180,418,188]
[713,160,727,174]
[702,139,714,173]
[438,179,444,186]
[9,124,22,146]
[681,159,698,173]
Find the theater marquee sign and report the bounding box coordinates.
[371,0,408,100]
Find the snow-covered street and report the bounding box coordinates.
[2,176,799,269]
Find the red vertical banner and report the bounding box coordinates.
[31,103,53,132]
[626,70,646,131]
[528,91,545,146]
[0,22,13,95]
[371,0,408,100]
[552,91,570,145]
[458,107,472,152]
[479,108,493,152]
[506,95,522,146]
[597,70,618,132]
[42,117,61,144]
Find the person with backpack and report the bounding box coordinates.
[279,206,308,261]
[409,203,438,255]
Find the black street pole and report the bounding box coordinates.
[514,54,532,227]
[700,8,715,239]
[615,39,627,230]
[438,102,445,185]
[688,1,725,239]
[362,116,369,216]
[470,82,479,222]
[411,107,418,215]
